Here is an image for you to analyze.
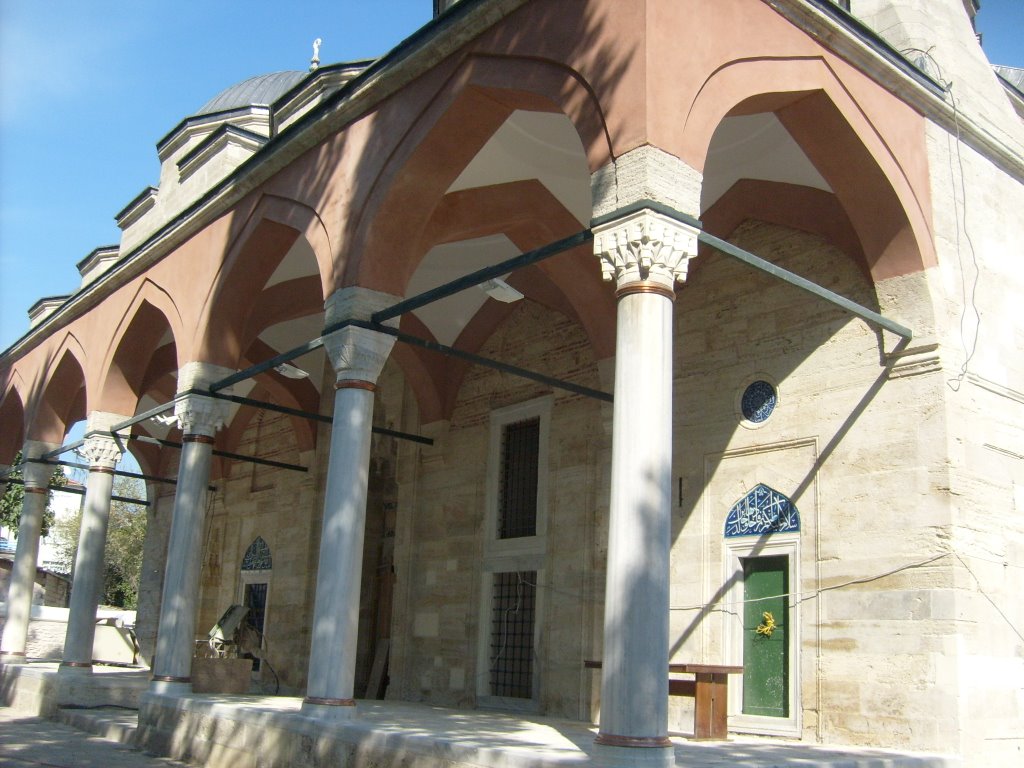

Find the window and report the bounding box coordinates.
[488,570,537,698]
[243,582,268,672]
[483,397,551,558]
[240,536,272,675]
[478,397,551,708]
[498,418,540,539]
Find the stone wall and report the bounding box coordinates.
[388,301,607,719]
[195,409,321,695]
[924,117,1024,763]
[671,220,958,749]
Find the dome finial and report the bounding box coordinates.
[310,38,322,72]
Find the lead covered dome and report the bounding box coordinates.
[196,70,308,115]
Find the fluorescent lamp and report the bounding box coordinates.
[480,277,524,303]
[274,363,310,379]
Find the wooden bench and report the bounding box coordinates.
[584,660,743,741]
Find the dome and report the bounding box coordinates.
[196,70,308,115]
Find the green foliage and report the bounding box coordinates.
[49,476,148,609]
[1,451,68,537]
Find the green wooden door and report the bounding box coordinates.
[742,555,789,717]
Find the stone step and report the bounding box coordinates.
[57,705,141,747]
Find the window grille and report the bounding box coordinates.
[489,570,536,698]
[243,582,268,671]
[498,418,540,539]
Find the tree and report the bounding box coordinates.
[0,451,68,537]
[50,476,148,609]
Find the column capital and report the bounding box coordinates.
[81,411,130,469]
[593,208,699,290]
[174,362,235,437]
[323,287,401,385]
[324,326,396,385]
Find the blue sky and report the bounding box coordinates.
[0,0,1022,355]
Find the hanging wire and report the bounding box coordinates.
[899,47,983,392]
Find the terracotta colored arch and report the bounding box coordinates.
[29,336,89,443]
[345,52,612,294]
[197,195,334,366]
[700,179,867,278]
[96,280,185,415]
[0,379,27,463]
[419,180,615,356]
[681,56,935,282]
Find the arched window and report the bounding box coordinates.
[241,536,272,572]
[724,484,799,538]
[240,536,271,673]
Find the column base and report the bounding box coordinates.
[56,662,95,706]
[592,741,675,768]
[150,677,192,696]
[57,661,93,677]
[301,697,358,722]
[0,651,28,665]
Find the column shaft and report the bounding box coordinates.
[305,385,375,705]
[61,468,116,667]
[302,288,397,720]
[591,205,698,755]
[598,289,674,746]
[0,449,52,661]
[151,434,214,686]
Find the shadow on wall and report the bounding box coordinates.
[668,220,915,656]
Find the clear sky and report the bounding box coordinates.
[0,0,1022,354]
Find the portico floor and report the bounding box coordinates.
[2,663,959,767]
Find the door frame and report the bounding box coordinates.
[723,532,801,736]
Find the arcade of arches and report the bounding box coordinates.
[2,1,1023,766]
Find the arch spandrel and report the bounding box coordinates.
[94,279,185,416]
[0,380,27,463]
[27,336,89,444]
[663,51,934,283]
[343,49,620,296]
[195,195,334,368]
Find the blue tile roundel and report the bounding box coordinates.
[741,380,777,423]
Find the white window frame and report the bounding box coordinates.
[723,532,801,736]
[482,396,552,560]
[476,396,552,708]
[476,561,546,711]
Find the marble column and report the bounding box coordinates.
[150,363,232,694]
[302,287,398,721]
[58,414,128,679]
[1,441,59,662]
[592,208,698,756]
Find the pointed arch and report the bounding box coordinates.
[0,379,27,464]
[241,536,273,572]
[196,195,333,366]
[345,52,613,295]
[29,334,89,443]
[724,484,800,538]
[97,280,184,415]
[681,56,935,283]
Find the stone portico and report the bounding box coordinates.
[2,2,1022,767]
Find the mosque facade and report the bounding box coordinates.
[1,1,1022,765]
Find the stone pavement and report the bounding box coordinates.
[0,698,960,768]
[0,709,187,768]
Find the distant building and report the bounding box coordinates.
[1,1,1022,766]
